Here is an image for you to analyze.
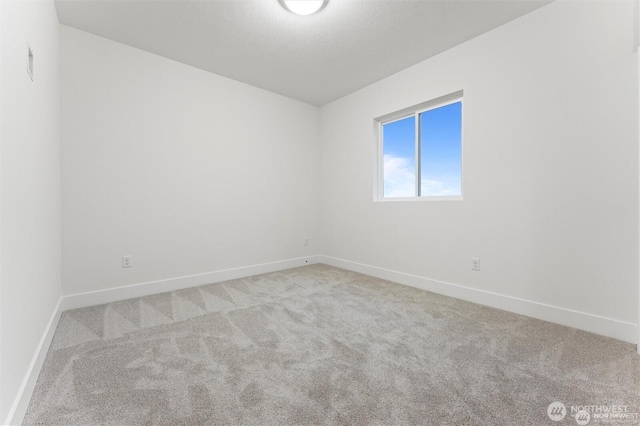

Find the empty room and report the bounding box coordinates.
[2,0,639,424]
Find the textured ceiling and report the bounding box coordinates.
[55,0,553,106]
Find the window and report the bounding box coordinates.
[376,92,463,200]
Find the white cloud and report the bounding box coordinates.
[420,177,461,197]
[383,155,415,197]
[384,154,461,197]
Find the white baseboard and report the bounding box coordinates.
[320,255,638,344]
[61,256,320,311]
[6,298,62,426]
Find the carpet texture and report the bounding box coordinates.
[23,264,640,425]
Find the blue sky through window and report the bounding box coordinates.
[382,101,461,198]
[420,102,462,196]
[382,116,415,197]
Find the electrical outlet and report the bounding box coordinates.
[304,238,309,246]
[122,255,132,268]
[471,257,480,271]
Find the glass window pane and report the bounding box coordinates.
[383,116,415,198]
[419,102,462,197]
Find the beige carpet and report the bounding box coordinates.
[23,264,640,425]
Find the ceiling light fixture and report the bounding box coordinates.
[279,0,328,16]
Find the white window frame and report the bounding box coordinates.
[374,91,464,202]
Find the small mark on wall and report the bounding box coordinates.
[27,46,34,81]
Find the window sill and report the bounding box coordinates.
[376,195,463,202]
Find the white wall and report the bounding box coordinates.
[0,0,62,423]
[320,0,638,339]
[0,1,636,423]
[60,26,320,296]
